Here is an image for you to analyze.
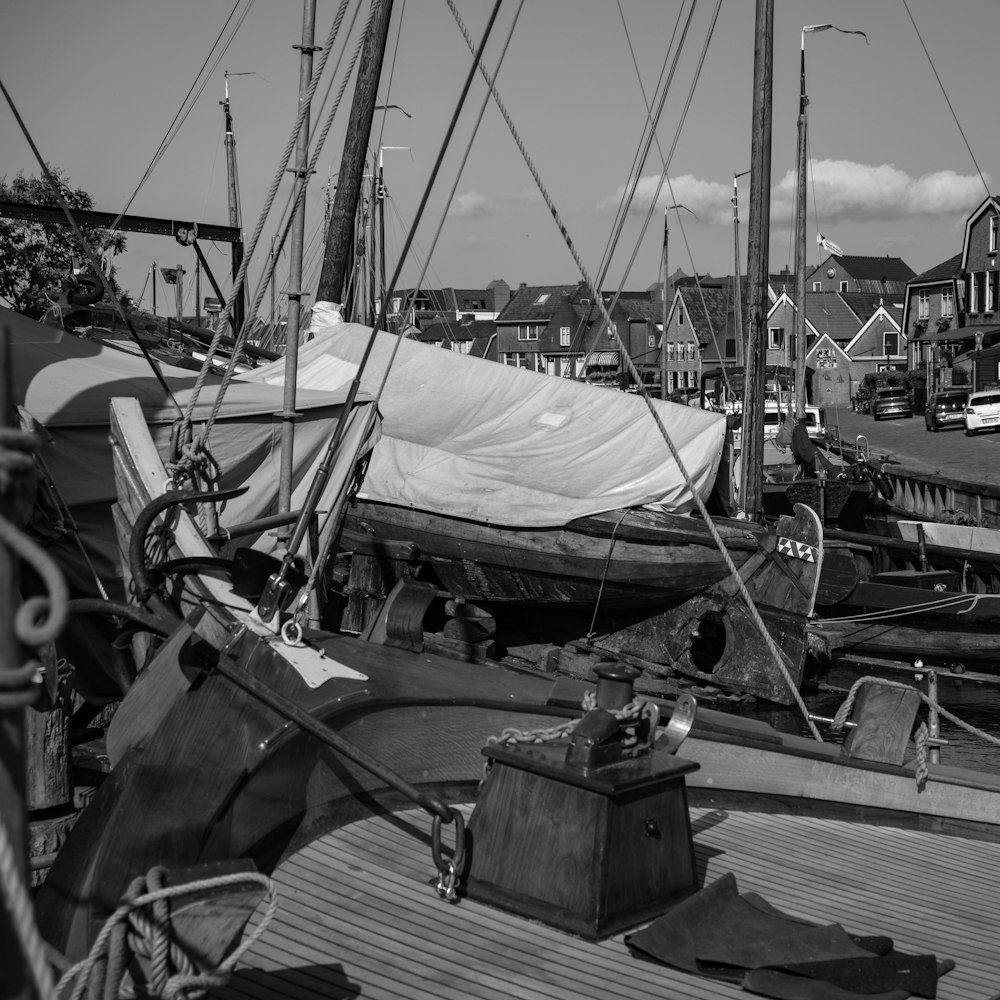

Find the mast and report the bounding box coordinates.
[660,208,668,400]
[793,35,808,419]
[277,0,318,528]
[732,170,749,368]
[316,0,394,312]
[739,0,774,521]
[221,74,246,334]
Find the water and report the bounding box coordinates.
[735,677,1000,776]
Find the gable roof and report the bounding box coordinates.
[675,285,737,350]
[830,255,916,283]
[803,292,866,342]
[839,292,903,324]
[497,284,579,322]
[910,253,963,285]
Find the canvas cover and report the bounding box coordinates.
[7,307,376,595]
[245,317,727,527]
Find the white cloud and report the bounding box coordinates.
[604,161,988,230]
[447,192,495,219]
[771,160,987,227]
[600,174,733,226]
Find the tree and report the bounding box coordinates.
[0,168,127,319]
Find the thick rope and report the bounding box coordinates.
[448,0,821,740]
[202,0,369,440]
[0,813,57,1000]
[57,867,280,1000]
[179,0,356,434]
[830,675,1000,789]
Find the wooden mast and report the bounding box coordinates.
[277,0,318,528]
[793,34,808,419]
[739,0,774,520]
[316,0,395,314]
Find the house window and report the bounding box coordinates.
[560,326,570,347]
[517,324,539,341]
[453,341,471,354]
[839,280,849,293]
[973,272,986,314]
[768,327,784,350]
[647,334,656,349]
[533,293,550,305]
[883,331,899,356]
[991,216,999,254]
[685,341,695,360]
[607,321,617,339]
[941,288,954,317]
[677,308,685,326]
[666,342,675,361]
[990,271,999,313]
[812,281,822,292]
[917,290,930,320]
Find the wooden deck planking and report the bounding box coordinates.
[216,805,1000,1000]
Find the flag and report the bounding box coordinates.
[817,233,844,257]
[160,266,184,285]
[803,24,869,44]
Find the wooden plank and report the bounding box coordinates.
[217,805,1000,1000]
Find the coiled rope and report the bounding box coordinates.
[57,867,279,1000]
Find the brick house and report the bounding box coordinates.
[807,254,915,295]
[899,254,963,386]
[495,282,648,380]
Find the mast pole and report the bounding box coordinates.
[277,0,318,528]
[733,171,749,368]
[316,0,394,312]
[739,0,774,521]
[793,33,808,419]
[660,208,668,399]
[221,74,246,335]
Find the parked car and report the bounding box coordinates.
[964,389,1000,435]
[925,388,969,432]
[872,387,912,421]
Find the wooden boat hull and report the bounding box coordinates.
[36,626,1000,963]
[342,499,762,609]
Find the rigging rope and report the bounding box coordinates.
[0,79,185,417]
[447,1,822,740]
[180,0,361,448]
[196,0,368,441]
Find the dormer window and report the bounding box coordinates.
[991,216,999,254]
[839,280,849,293]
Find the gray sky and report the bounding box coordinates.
[1,1,994,316]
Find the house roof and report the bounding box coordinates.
[839,292,903,324]
[803,292,866,342]
[911,253,963,285]
[415,318,495,343]
[676,285,736,349]
[831,255,916,283]
[497,284,579,322]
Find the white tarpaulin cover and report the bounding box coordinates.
[246,315,727,527]
[8,306,376,593]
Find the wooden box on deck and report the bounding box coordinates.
[464,741,699,940]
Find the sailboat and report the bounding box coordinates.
[16,5,1000,998]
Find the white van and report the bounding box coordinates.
[762,403,826,442]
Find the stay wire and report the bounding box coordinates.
[109,0,257,232]
[393,1,523,374]
[901,0,991,204]
[449,0,820,737]
[0,78,184,418]
[185,0,359,436]
[618,3,731,396]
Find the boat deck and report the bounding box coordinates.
[217,804,1000,1000]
